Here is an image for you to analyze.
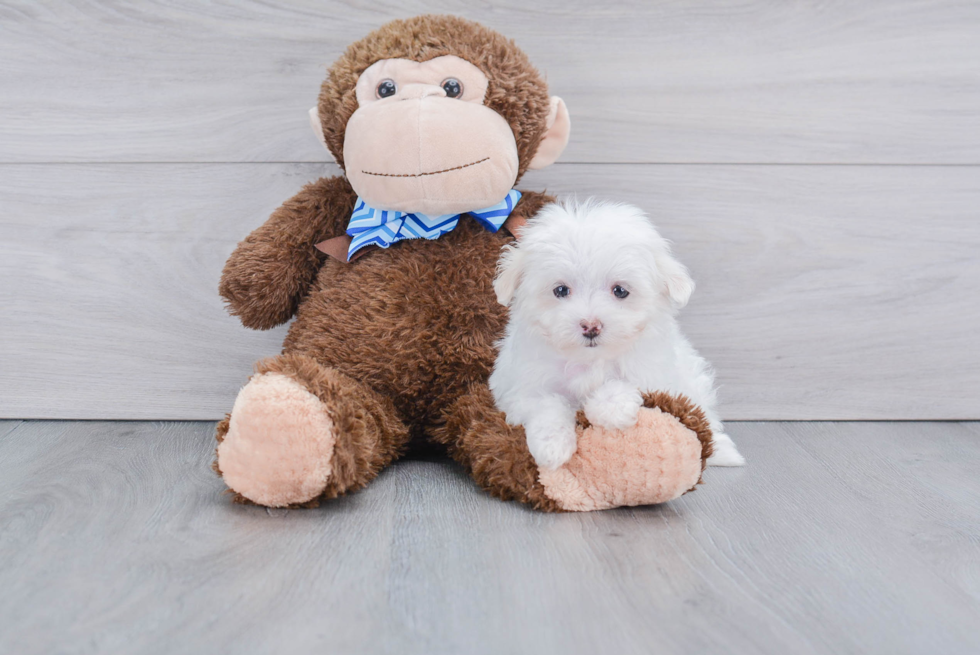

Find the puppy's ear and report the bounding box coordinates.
[494,243,526,306]
[655,250,695,308]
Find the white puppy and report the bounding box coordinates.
[489,199,745,470]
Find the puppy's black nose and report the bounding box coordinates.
[580,320,602,339]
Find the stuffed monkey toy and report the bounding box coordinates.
[214,15,713,512]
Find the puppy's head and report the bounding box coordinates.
[494,199,694,357]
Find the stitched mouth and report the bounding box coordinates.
[361,157,489,178]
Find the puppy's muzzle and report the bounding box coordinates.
[580,320,602,346]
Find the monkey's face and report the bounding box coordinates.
[343,56,521,216]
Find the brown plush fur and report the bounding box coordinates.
[280,201,550,434]
[217,177,552,504]
[432,383,562,512]
[219,176,357,330]
[215,15,711,510]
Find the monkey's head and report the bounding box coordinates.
[311,15,570,216]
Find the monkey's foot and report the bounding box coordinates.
[216,373,336,507]
[538,393,712,512]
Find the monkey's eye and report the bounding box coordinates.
[377,79,397,99]
[441,78,462,98]
[553,285,570,299]
[612,285,630,299]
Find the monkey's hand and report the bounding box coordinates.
[219,176,356,330]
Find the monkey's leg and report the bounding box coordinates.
[434,384,711,512]
[214,353,409,508]
[432,383,562,511]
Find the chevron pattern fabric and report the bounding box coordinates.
[345,189,522,260]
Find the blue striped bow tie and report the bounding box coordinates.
[344,189,522,261]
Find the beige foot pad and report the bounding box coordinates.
[538,407,703,512]
[217,373,336,507]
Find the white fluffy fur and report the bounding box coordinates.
[489,199,745,470]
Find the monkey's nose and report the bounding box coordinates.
[398,84,447,100]
[580,320,603,339]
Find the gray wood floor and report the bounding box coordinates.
[1,420,978,655]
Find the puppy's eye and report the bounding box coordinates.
[553,285,570,299]
[612,285,630,299]
[377,79,397,98]
[441,78,463,98]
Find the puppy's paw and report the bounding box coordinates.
[584,380,643,430]
[525,421,578,471]
[707,432,746,467]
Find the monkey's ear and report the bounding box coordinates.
[308,107,337,164]
[493,243,526,306]
[528,97,571,170]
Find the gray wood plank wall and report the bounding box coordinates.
[1,1,978,420]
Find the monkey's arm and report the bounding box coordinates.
[219,175,356,330]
